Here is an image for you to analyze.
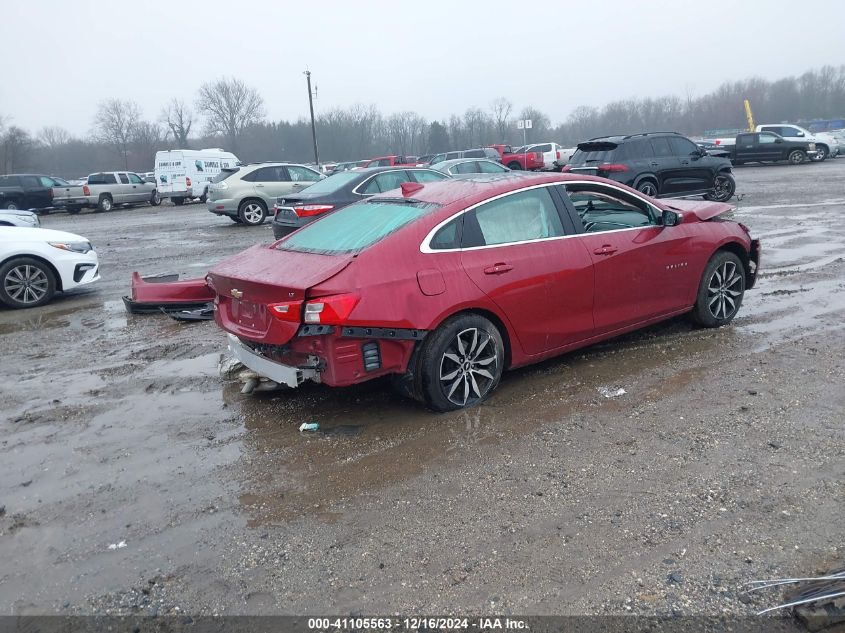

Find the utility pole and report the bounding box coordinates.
[304,70,319,166]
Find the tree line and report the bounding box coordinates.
[2,65,844,177]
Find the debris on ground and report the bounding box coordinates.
[745,566,845,629]
[598,386,627,398]
[298,422,320,432]
[218,355,246,380]
[107,541,127,550]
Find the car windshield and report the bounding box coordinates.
[295,170,360,194]
[212,168,238,183]
[277,200,437,255]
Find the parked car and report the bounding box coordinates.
[271,166,449,238]
[203,173,759,410]
[0,209,40,227]
[362,155,418,168]
[522,142,574,170]
[564,132,736,201]
[712,131,817,165]
[155,148,239,205]
[0,174,64,211]
[207,162,323,226]
[486,144,545,170]
[416,154,436,165]
[52,171,160,213]
[757,124,839,161]
[431,158,512,176]
[330,161,362,173]
[428,148,502,165]
[0,226,100,308]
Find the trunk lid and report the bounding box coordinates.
[208,244,354,344]
[663,199,734,221]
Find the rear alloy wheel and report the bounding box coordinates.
[0,257,56,309]
[788,150,807,165]
[97,195,113,212]
[704,173,735,202]
[419,314,504,411]
[691,251,745,327]
[637,180,658,197]
[238,200,267,226]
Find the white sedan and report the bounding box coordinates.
[0,227,100,308]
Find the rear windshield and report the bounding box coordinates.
[277,201,437,255]
[0,176,17,187]
[570,143,621,165]
[212,168,239,183]
[296,170,359,194]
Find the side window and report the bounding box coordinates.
[463,187,564,248]
[287,165,321,182]
[248,167,277,182]
[21,176,40,188]
[477,160,507,173]
[445,152,461,160]
[0,176,15,187]
[463,149,484,158]
[373,171,410,192]
[431,154,446,164]
[453,161,479,174]
[128,173,144,184]
[668,137,699,156]
[429,217,463,250]
[118,173,130,184]
[103,173,118,184]
[240,169,258,182]
[360,176,381,194]
[39,176,54,187]
[564,185,657,233]
[650,137,675,157]
[758,134,777,144]
[629,139,653,159]
[737,134,756,147]
[410,170,447,183]
[534,143,552,153]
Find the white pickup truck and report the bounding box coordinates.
[52,171,160,213]
[521,142,577,170]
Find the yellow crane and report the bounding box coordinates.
[744,99,755,132]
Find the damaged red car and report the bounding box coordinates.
[206,173,760,411]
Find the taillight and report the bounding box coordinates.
[598,163,629,173]
[268,299,303,322]
[714,139,721,145]
[303,293,359,325]
[294,204,334,218]
[186,177,192,187]
[83,185,91,196]
[556,150,561,160]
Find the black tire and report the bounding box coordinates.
[97,195,113,212]
[637,179,659,197]
[3,201,20,210]
[788,150,806,165]
[704,172,735,202]
[507,162,522,170]
[690,251,746,328]
[0,257,57,309]
[172,197,185,206]
[417,313,504,412]
[238,199,268,226]
[149,190,161,206]
[199,188,208,204]
[229,216,243,223]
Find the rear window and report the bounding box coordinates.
[298,170,360,193]
[88,173,117,184]
[0,176,18,187]
[278,201,437,255]
[570,144,620,165]
[212,168,239,183]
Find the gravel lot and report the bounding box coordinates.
[0,162,843,624]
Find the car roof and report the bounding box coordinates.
[431,158,504,169]
[585,132,683,143]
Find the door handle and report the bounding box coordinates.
[650,162,659,167]
[593,245,618,256]
[681,160,689,165]
[255,184,265,188]
[483,263,513,275]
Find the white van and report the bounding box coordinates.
[154,148,239,205]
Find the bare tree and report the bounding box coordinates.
[490,98,513,141]
[1,126,34,173]
[132,121,167,171]
[161,99,193,149]
[196,77,264,152]
[93,99,141,169]
[39,126,72,149]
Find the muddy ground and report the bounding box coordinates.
[0,162,843,623]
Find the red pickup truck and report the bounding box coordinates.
[363,155,418,168]
[486,145,545,171]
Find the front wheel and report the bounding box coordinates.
[149,190,161,206]
[704,172,735,202]
[4,202,19,210]
[0,257,57,309]
[637,180,658,197]
[418,313,504,411]
[238,200,267,226]
[172,197,185,206]
[811,146,828,162]
[690,251,746,328]
[788,150,807,165]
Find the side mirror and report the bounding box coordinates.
[796,131,804,137]
[662,209,682,227]
[775,137,783,143]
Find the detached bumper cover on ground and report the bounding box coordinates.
[122,271,214,314]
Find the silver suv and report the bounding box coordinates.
[207,162,322,225]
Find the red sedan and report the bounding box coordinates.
[208,173,760,411]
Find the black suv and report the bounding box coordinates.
[565,132,735,202]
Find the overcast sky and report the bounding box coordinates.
[4,0,844,136]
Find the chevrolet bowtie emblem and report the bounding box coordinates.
[231,289,243,299]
